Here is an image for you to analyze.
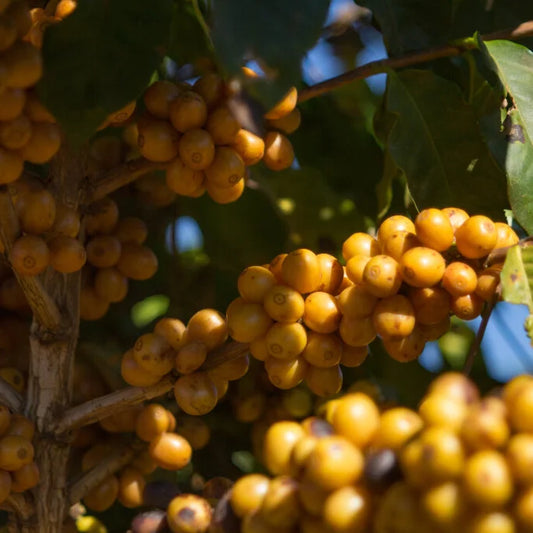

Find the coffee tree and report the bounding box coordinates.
[0,0,532,532]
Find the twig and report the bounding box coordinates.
[87,158,166,203]
[462,292,499,375]
[54,341,250,433]
[68,442,143,505]
[53,375,175,434]
[0,377,23,413]
[1,494,33,521]
[0,190,62,332]
[298,20,533,103]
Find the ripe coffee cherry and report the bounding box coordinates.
[133,333,173,376]
[94,267,128,303]
[0,435,34,470]
[265,322,307,360]
[339,314,376,347]
[4,41,42,88]
[193,73,224,109]
[11,461,40,493]
[362,255,402,298]
[323,485,371,533]
[205,146,245,188]
[263,131,294,171]
[154,317,186,351]
[118,467,146,509]
[506,378,533,433]
[381,230,419,262]
[382,326,426,362]
[206,106,240,145]
[463,450,513,507]
[20,122,61,164]
[304,435,364,491]
[85,197,119,235]
[230,474,270,518]
[143,80,181,119]
[52,204,80,237]
[83,475,119,512]
[460,398,509,451]
[174,372,218,416]
[86,235,121,268]
[226,297,272,342]
[400,246,445,288]
[167,494,212,533]
[48,236,86,273]
[206,176,244,204]
[302,332,342,368]
[345,254,370,284]
[264,87,298,120]
[267,108,301,135]
[263,285,304,322]
[455,215,497,258]
[342,232,380,261]
[377,215,415,244]
[341,345,369,367]
[175,341,207,374]
[176,416,210,450]
[11,234,50,276]
[166,157,205,197]
[281,248,321,294]
[117,243,158,280]
[506,434,533,486]
[186,308,228,350]
[114,217,148,245]
[441,206,469,232]
[178,128,215,170]
[337,284,378,319]
[24,91,56,123]
[107,100,136,125]
[415,208,454,251]
[6,414,35,441]
[231,128,265,166]
[372,294,416,338]
[169,90,208,132]
[238,265,276,303]
[373,407,423,450]
[0,114,31,150]
[149,432,192,471]
[305,364,343,397]
[263,421,304,476]
[475,267,501,302]
[135,403,170,442]
[0,147,23,183]
[316,253,343,293]
[408,286,450,325]
[264,355,308,390]
[418,393,467,431]
[17,188,56,234]
[138,119,179,162]
[442,261,478,296]
[494,221,519,248]
[0,88,25,121]
[450,292,484,320]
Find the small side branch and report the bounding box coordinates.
[68,442,143,505]
[201,341,250,370]
[298,20,533,103]
[0,190,61,332]
[87,158,166,203]
[53,375,175,434]
[0,378,23,413]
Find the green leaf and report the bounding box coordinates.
[501,245,533,311]
[383,69,508,217]
[211,0,329,108]
[168,1,213,66]
[180,187,288,272]
[358,0,452,57]
[479,40,533,235]
[37,0,173,144]
[131,295,170,328]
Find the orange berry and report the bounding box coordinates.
[86,235,121,268]
[265,321,307,360]
[173,372,218,416]
[450,292,484,320]
[167,494,212,533]
[186,308,227,350]
[263,131,294,171]
[303,291,341,333]
[264,356,308,390]
[381,230,420,262]
[0,435,33,471]
[116,243,158,280]
[107,101,136,125]
[132,333,173,376]
[0,114,31,150]
[455,215,497,259]
[441,207,469,232]
[175,341,207,374]
[11,234,49,276]
[205,146,245,188]
[414,208,454,251]
[193,73,224,109]
[4,41,42,88]
[137,119,179,162]
[305,365,343,397]
[226,297,272,342]
[178,128,215,170]
[316,253,343,293]
[231,128,264,165]
[94,267,128,303]
[85,197,118,235]
[0,88,25,121]
[238,265,276,303]
[169,90,207,132]
[442,261,478,296]
[382,326,426,362]
[267,107,301,135]
[372,294,416,338]
[337,284,378,318]
[20,121,61,163]
[17,188,56,234]
[206,106,240,145]
[135,403,170,442]
[408,286,450,325]
[362,254,402,297]
[48,235,86,273]
[149,432,192,471]
[377,215,415,244]
[165,156,205,196]
[339,314,376,347]
[340,345,369,368]
[264,87,298,120]
[24,91,55,123]
[400,246,445,288]
[280,248,321,294]
[494,222,519,249]
[83,475,119,512]
[143,80,180,119]
[206,177,245,204]
[263,420,304,475]
[263,284,304,323]
[113,217,147,245]
[0,146,23,183]
[120,350,161,387]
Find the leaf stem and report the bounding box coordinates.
[192,0,214,52]
[298,20,533,103]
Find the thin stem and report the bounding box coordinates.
[86,158,166,203]
[53,375,175,434]
[54,341,250,434]
[462,293,498,375]
[0,378,23,413]
[298,20,533,103]
[192,0,214,52]
[68,442,143,505]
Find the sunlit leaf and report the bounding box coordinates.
[131,295,170,328]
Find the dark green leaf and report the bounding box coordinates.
[38,0,173,144]
[211,0,330,108]
[358,0,452,57]
[180,187,288,271]
[383,69,508,217]
[168,1,213,66]
[479,40,533,234]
